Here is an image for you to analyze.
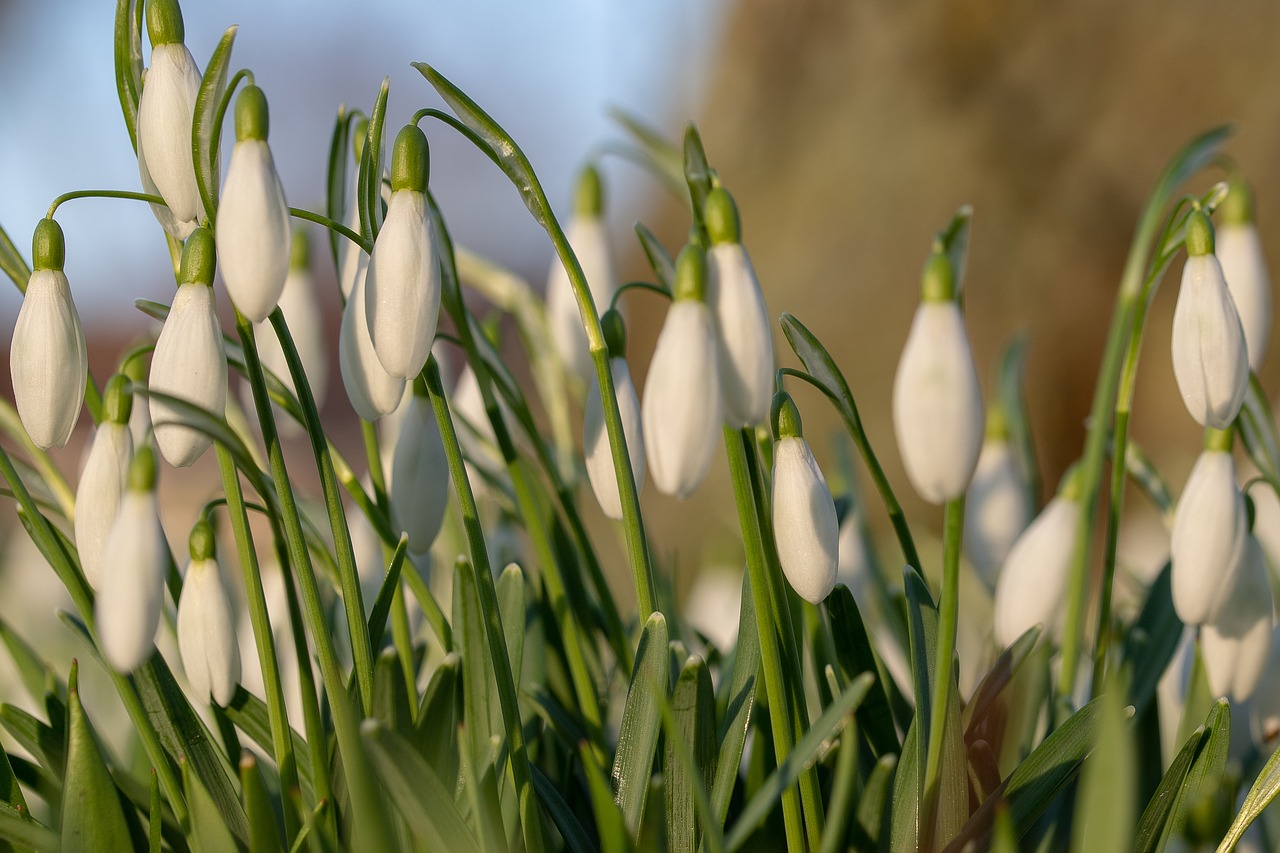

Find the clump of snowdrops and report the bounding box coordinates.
[1,2,1279,851]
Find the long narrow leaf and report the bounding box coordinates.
[611,613,668,839]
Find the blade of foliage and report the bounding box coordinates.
[1070,690,1134,853]
[454,557,498,772]
[414,653,462,784]
[1165,699,1229,846]
[682,123,714,231]
[1220,736,1280,851]
[497,564,526,688]
[1121,563,1180,718]
[855,754,897,853]
[240,753,284,853]
[937,205,973,305]
[224,688,314,802]
[664,656,717,853]
[611,612,668,840]
[357,78,389,242]
[634,223,675,291]
[113,0,143,152]
[0,707,64,784]
[365,534,409,645]
[61,662,131,852]
[1124,441,1174,523]
[964,625,1042,739]
[326,106,355,270]
[0,810,55,853]
[192,25,237,222]
[0,223,30,293]
[1133,724,1205,853]
[827,585,900,757]
[996,333,1041,510]
[0,617,64,710]
[608,107,687,198]
[530,765,595,853]
[711,571,758,824]
[581,742,631,853]
[183,757,238,853]
[1238,374,1280,493]
[373,648,414,735]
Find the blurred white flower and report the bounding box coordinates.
[992,480,1081,648]
[390,388,450,554]
[1202,534,1273,701]
[177,525,241,706]
[1217,180,1271,373]
[150,281,227,468]
[340,260,405,421]
[964,424,1031,591]
[1251,627,1280,749]
[74,376,135,588]
[685,569,743,652]
[771,396,838,605]
[836,510,873,605]
[1170,438,1247,625]
[584,312,645,520]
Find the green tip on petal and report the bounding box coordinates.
[771,391,802,440]
[32,218,65,271]
[390,125,429,193]
[103,374,134,425]
[188,519,215,562]
[234,85,269,142]
[352,117,370,162]
[673,243,707,302]
[1204,426,1234,453]
[290,227,310,270]
[179,227,216,286]
[1058,461,1083,502]
[1185,209,1215,257]
[1223,175,1255,227]
[574,166,604,218]
[146,0,185,46]
[601,309,626,358]
[704,187,741,245]
[921,251,955,302]
[984,402,1010,442]
[128,445,158,492]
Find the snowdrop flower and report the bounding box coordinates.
[993,465,1082,647]
[74,375,134,588]
[836,506,873,605]
[364,125,440,379]
[1202,530,1273,701]
[1251,628,1280,748]
[546,166,618,381]
[251,229,329,416]
[11,219,86,449]
[149,228,228,467]
[583,310,645,520]
[389,379,450,553]
[97,446,169,673]
[1171,209,1249,429]
[340,258,404,420]
[1217,179,1271,373]
[892,251,984,504]
[771,393,838,604]
[705,187,773,426]
[136,0,203,236]
[642,244,721,499]
[964,405,1032,591]
[216,85,290,323]
[1170,429,1247,625]
[337,117,370,300]
[177,520,241,706]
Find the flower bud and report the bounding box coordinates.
[642,246,721,499]
[339,260,405,420]
[546,167,618,380]
[1171,211,1249,429]
[177,523,241,706]
[963,407,1031,590]
[992,468,1082,647]
[771,394,838,604]
[389,383,450,553]
[1171,432,1248,625]
[1202,534,1273,701]
[11,219,87,449]
[1217,180,1271,373]
[96,446,168,673]
[892,253,984,503]
[584,315,645,519]
[215,86,291,324]
[364,126,440,379]
[75,377,134,588]
[705,188,773,426]
[137,9,203,236]
[149,229,228,467]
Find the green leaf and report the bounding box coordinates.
[366,534,409,644]
[61,662,132,852]
[1124,441,1174,523]
[0,222,30,294]
[963,625,1042,739]
[1238,374,1280,493]
[581,742,631,853]
[607,107,687,199]
[682,123,714,229]
[373,647,414,735]
[995,333,1041,510]
[664,656,717,853]
[936,205,973,305]
[148,769,163,853]
[1166,699,1229,846]
[414,653,461,784]
[240,753,284,853]
[711,572,758,824]
[357,78,390,242]
[0,617,64,710]
[1121,563,1181,718]
[854,754,897,852]
[0,707,63,783]
[497,563,526,688]
[183,757,238,853]
[362,722,482,853]
[223,687,314,803]
[326,106,356,271]
[634,223,674,291]
[192,25,237,224]
[1220,734,1280,851]
[454,557,497,771]
[457,725,507,853]
[113,0,144,153]
[0,810,54,853]
[1071,690,1134,853]
[827,584,900,757]
[1133,724,1206,853]
[530,765,595,853]
[611,612,668,840]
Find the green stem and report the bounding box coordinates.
[45,189,166,219]
[287,206,371,254]
[922,496,964,847]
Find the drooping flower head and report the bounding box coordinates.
[642,243,721,499]
[1217,177,1272,373]
[177,518,241,706]
[340,255,405,421]
[964,403,1032,591]
[389,376,451,554]
[1171,209,1249,429]
[11,218,87,449]
[584,310,646,519]
[1202,523,1274,702]
[705,186,774,427]
[771,392,839,605]
[892,250,984,504]
[75,374,135,588]
[216,84,291,323]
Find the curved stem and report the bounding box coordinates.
[288,206,371,254]
[46,189,166,220]
[200,68,255,226]
[608,280,671,312]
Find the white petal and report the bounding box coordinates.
[1202,536,1273,700]
[1170,449,1247,625]
[390,395,450,553]
[892,302,984,504]
[836,512,873,604]
[96,491,168,673]
[772,436,839,604]
[964,439,1031,589]
[364,190,439,378]
[1171,254,1249,429]
[708,243,773,426]
[177,557,242,706]
[10,270,87,449]
[1217,224,1272,373]
[149,283,227,467]
[584,357,645,519]
[137,43,203,225]
[993,496,1080,648]
[339,263,405,420]
[547,216,616,380]
[1251,627,1280,748]
[217,141,291,323]
[641,301,721,499]
[74,423,132,588]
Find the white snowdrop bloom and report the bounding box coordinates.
[97,447,169,673]
[836,510,873,605]
[892,252,984,504]
[1217,179,1272,373]
[1170,432,1247,625]
[177,522,241,706]
[1202,534,1274,701]
[583,311,645,520]
[993,468,1082,648]
[10,219,86,449]
[546,167,617,381]
[253,229,329,411]
[389,385,450,554]
[684,568,743,652]
[364,125,440,379]
[642,246,721,499]
[705,188,773,426]
[136,0,203,233]
[74,376,134,588]
[1250,627,1280,749]
[149,229,228,468]
[1171,210,1249,429]
[339,260,405,421]
[216,85,291,324]
[771,395,839,605]
[964,411,1031,591]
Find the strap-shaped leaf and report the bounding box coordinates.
[223,688,314,803]
[827,584,900,758]
[1070,690,1134,853]
[365,534,409,644]
[1133,724,1207,853]
[61,662,131,852]
[611,613,669,839]
[356,78,389,242]
[192,25,238,223]
[711,571,758,824]
[112,0,144,153]
[1238,374,1280,493]
[1121,563,1181,718]
[995,333,1041,510]
[664,656,717,853]
[530,765,595,853]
